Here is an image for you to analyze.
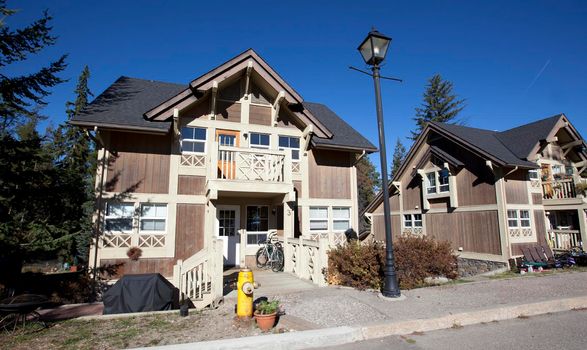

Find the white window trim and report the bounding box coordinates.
[139,203,168,234]
[249,132,271,150]
[181,127,207,155]
[104,202,135,234]
[246,205,269,246]
[278,135,301,162]
[403,214,423,229]
[507,209,531,229]
[332,207,351,232]
[309,206,329,232]
[424,168,450,196]
[528,169,540,180]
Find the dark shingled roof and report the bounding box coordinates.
[71,76,185,132]
[303,102,377,152]
[495,115,562,159]
[431,116,568,169]
[72,77,376,151]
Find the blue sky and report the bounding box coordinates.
[6,1,587,171]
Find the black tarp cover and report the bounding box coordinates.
[103,273,179,314]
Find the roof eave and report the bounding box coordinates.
[69,120,170,134]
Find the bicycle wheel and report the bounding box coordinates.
[256,247,268,268]
[271,247,284,272]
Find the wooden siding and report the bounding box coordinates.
[105,131,170,194]
[402,177,421,211]
[308,149,352,199]
[180,95,209,119]
[277,108,301,129]
[532,193,543,205]
[511,210,548,256]
[426,211,501,255]
[175,204,205,261]
[178,175,206,195]
[293,180,302,199]
[249,104,272,126]
[371,214,401,242]
[100,258,174,278]
[505,171,529,204]
[216,101,241,122]
[373,195,400,214]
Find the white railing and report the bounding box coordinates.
[101,234,132,248]
[307,232,346,247]
[548,229,582,251]
[180,153,206,167]
[542,179,576,199]
[138,234,165,248]
[281,236,329,287]
[172,239,223,308]
[212,144,292,183]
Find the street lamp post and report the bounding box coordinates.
[356,29,401,297]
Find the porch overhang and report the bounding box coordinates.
[206,180,295,202]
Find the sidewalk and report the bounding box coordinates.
[136,270,587,349]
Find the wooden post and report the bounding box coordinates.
[283,237,292,273]
[297,237,304,279]
[577,209,587,249]
[212,239,224,300]
[284,150,292,184]
[173,259,183,291]
[318,238,329,287]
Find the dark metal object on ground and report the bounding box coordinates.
[0,294,50,332]
[102,274,179,315]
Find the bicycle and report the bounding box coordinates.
[255,231,284,272]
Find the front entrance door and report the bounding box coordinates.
[216,205,240,266]
[216,130,240,179]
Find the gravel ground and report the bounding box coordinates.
[276,269,587,327]
[0,301,292,350]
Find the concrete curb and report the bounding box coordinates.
[132,295,587,350]
[360,295,587,339]
[131,326,363,350]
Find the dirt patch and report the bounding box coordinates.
[0,302,293,349]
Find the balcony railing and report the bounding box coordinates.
[542,179,577,200]
[548,229,582,251]
[213,144,292,183]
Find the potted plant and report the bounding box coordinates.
[254,299,280,331]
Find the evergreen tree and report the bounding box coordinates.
[0,0,67,135]
[51,66,95,262]
[356,156,381,231]
[390,138,406,179]
[410,74,465,140]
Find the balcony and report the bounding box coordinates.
[542,179,577,200]
[206,143,295,200]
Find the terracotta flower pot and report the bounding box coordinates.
[254,311,277,331]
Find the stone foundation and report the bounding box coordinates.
[457,257,507,277]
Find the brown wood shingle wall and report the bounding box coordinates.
[178,175,206,195]
[216,101,241,122]
[100,258,175,278]
[249,105,272,126]
[426,211,502,255]
[308,149,351,199]
[175,204,205,261]
[105,132,170,194]
[505,171,529,204]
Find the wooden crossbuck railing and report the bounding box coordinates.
[542,179,576,200]
[548,229,582,251]
[281,236,329,287]
[172,239,223,308]
[215,145,291,183]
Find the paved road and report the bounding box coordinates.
[322,309,587,350]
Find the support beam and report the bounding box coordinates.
[562,139,582,150]
[244,61,253,99]
[272,90,285,126]
[301,124,314,152]
[209,80,218,120]
[486,160,494,172]
[172,108,180,138]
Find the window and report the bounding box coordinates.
[246,206,268,244]
[425,169,450,194]
[426,172,437,194]
[140,204,167,233]
[279,136,300,161]
[565,165,574,176]
[218,134,236,147]
[551,165,562,175]
[403,214,423,228]
[250,133,270,149]
[528,169,539,180]
[105,203,134,233]
[332,207,351,231]
[181,127,206,153]
[508,209,531,228]
[218,209,236,237]
[309,207,328,231]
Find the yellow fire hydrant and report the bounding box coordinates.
[236,268,254,317]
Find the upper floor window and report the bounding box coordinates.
[181,127,206,154]
[528,169,539,180]
[279,136,300,161]
[425,169,449,194]
[250,133,270,149]
[140,204,167,233]
[507,209,531,228]
[403,214,423,228]
[309,206,328,231]
[332,207,351,231]
[105,203,134,233]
